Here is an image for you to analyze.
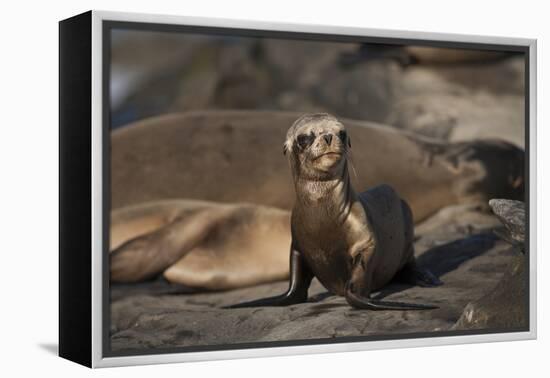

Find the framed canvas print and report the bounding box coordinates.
[59,10,537,368]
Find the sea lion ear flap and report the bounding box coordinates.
[283,143,288,155]
[348,137,351,148]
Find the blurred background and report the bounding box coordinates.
[110,28,525,146]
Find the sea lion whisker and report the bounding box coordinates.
[347,149,359,182]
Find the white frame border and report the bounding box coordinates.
[90,10,537,368]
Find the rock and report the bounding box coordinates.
[404,46,510,64]
[452,254,527,330]
[386,92,525,146]
[110,205,520,352]
[111,33,270,127]
[110,31,220,127]
[339,44,414,67]
[260,39,354,91]
[110,30,214,109]
[428,56,525,95]
[452,199,527,330]
[110,33,525,145]
[384,56,525,146]
[488,199,526,250]
[314,60,403,122]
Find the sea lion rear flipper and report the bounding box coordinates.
[413,267,443,287]
[396,258,443,287]
[346,254,438,311]
[224,247,313,309]
[345,290,438,311]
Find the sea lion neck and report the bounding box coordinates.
[292,161,355,222]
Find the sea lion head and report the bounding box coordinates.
[284,113,351,181]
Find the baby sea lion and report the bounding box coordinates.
[228,114,441,310]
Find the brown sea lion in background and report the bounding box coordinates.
[228,114,441,310]
[111,111,524,222]
[110,200,291,290]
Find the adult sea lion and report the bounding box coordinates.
[110,199,291,290]
[228,114,441,310]
[111,111,524,223]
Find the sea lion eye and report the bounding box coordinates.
[296,133,315,149]
[338,130,347,141]
[339,130,351,148]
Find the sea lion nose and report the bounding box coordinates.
[323,134,333,145]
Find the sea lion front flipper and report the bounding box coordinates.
[224,247,313,308]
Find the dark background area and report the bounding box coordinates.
[110,29,525,146]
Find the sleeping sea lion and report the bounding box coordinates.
[111,111,524,223]
[110,200,290,290]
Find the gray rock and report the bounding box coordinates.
[489,199,526,250]
[386,92,525,146]
[404,47,510,65]
[426,55,525,95]
[452,199,527,330]
[313,59,403,122]
[111,34,525,146]
[384,57,525,146]
[452,254,527,330]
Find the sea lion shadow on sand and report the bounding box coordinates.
[371,232,498,301]
[264,232,500,308]
[110,277,199,302]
